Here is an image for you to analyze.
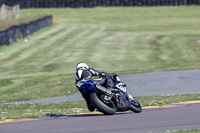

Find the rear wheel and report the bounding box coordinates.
[90,92,116,115]
[129,99,142,113]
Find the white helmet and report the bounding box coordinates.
[76,63,89,71]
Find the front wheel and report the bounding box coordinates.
[90,92,116,115]
[129,99,142,113]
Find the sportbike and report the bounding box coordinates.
[78,76,142,115]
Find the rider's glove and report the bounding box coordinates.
[111,73,117,77]
[99,72,106,78]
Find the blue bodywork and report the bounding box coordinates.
[80,80,95,93]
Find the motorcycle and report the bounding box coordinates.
[78,76,142,115]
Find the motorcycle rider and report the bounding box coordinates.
[75,62,133,111]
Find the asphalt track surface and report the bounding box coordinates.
[1,104,200,133]
[2,69,200,104]
[1,70,200,133]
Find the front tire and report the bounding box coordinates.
[90,92,116,115]
[129,99,142,113]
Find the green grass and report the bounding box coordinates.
[1,6,200,103]
[169,129,200,133]
[0,93,199,119]
[0,101,88,119]
[137,93,200,107]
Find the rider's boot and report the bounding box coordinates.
[86,101,95,112]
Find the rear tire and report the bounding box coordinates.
[90,92,116,115]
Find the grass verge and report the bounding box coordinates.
[0,93,199,119]
[169,130,200,133]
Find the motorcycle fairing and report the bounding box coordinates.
[79,80,95,93]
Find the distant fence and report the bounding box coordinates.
[0,4,19,19]
[1,0,200,8]
[0,15,52,46]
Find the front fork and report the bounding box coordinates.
[115,92,133,109]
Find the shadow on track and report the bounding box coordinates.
[46,111,135,118]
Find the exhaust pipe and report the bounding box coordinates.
[95,84,112,96]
